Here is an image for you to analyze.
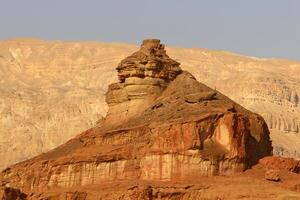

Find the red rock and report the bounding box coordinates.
[0,39,275,199]
[260,156,300,173]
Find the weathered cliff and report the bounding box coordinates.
[0,40,278,199]
[0,38,299,171]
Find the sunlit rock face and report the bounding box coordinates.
[105,39,182,125]
[0,38,299,172]
[116,39,182,82]
[0,40,272,197]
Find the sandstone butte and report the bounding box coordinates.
[0,38,300,172]
[0,39,300,200]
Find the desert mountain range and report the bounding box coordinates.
[0,39,299,200]
[0,38,299,171]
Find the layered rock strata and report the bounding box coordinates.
[0,39,274,198]
[116,39,181,82]
[105,39,181,124]
[0,38,299,171]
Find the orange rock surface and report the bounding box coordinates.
[260,156,300,173]
[0,38,300,171]
[0,40,299,200]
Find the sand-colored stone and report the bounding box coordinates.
[0,40,284,200]
[0,40,299,200]
[116,39,181,82]
[265,169,281,182]
[0,38,299,171]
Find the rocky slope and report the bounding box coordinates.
[0,38,299,170]
[1,39,290,200]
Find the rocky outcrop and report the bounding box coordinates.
[116,39,181,82]
[0,38,300,171]
[0,40,273,199]
[260,156,300,173]
[105,39,181,124]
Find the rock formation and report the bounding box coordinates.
[116,39,181,82]
[0,40,291,199]
[260,156,300,173]
[105,39,181,124]
[0,38,300,171]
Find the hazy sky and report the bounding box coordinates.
[0,0,299,60]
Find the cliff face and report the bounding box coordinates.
[0,40,274,199]
[0,39,299,171]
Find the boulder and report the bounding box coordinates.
[260,156,300,173]
[265,169,281,182]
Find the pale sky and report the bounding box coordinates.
[0,0,299,60]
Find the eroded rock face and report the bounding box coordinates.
[0,38,299,171]
[105,40,181,124]
[116,39,182,82]
[0,40,272,197]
